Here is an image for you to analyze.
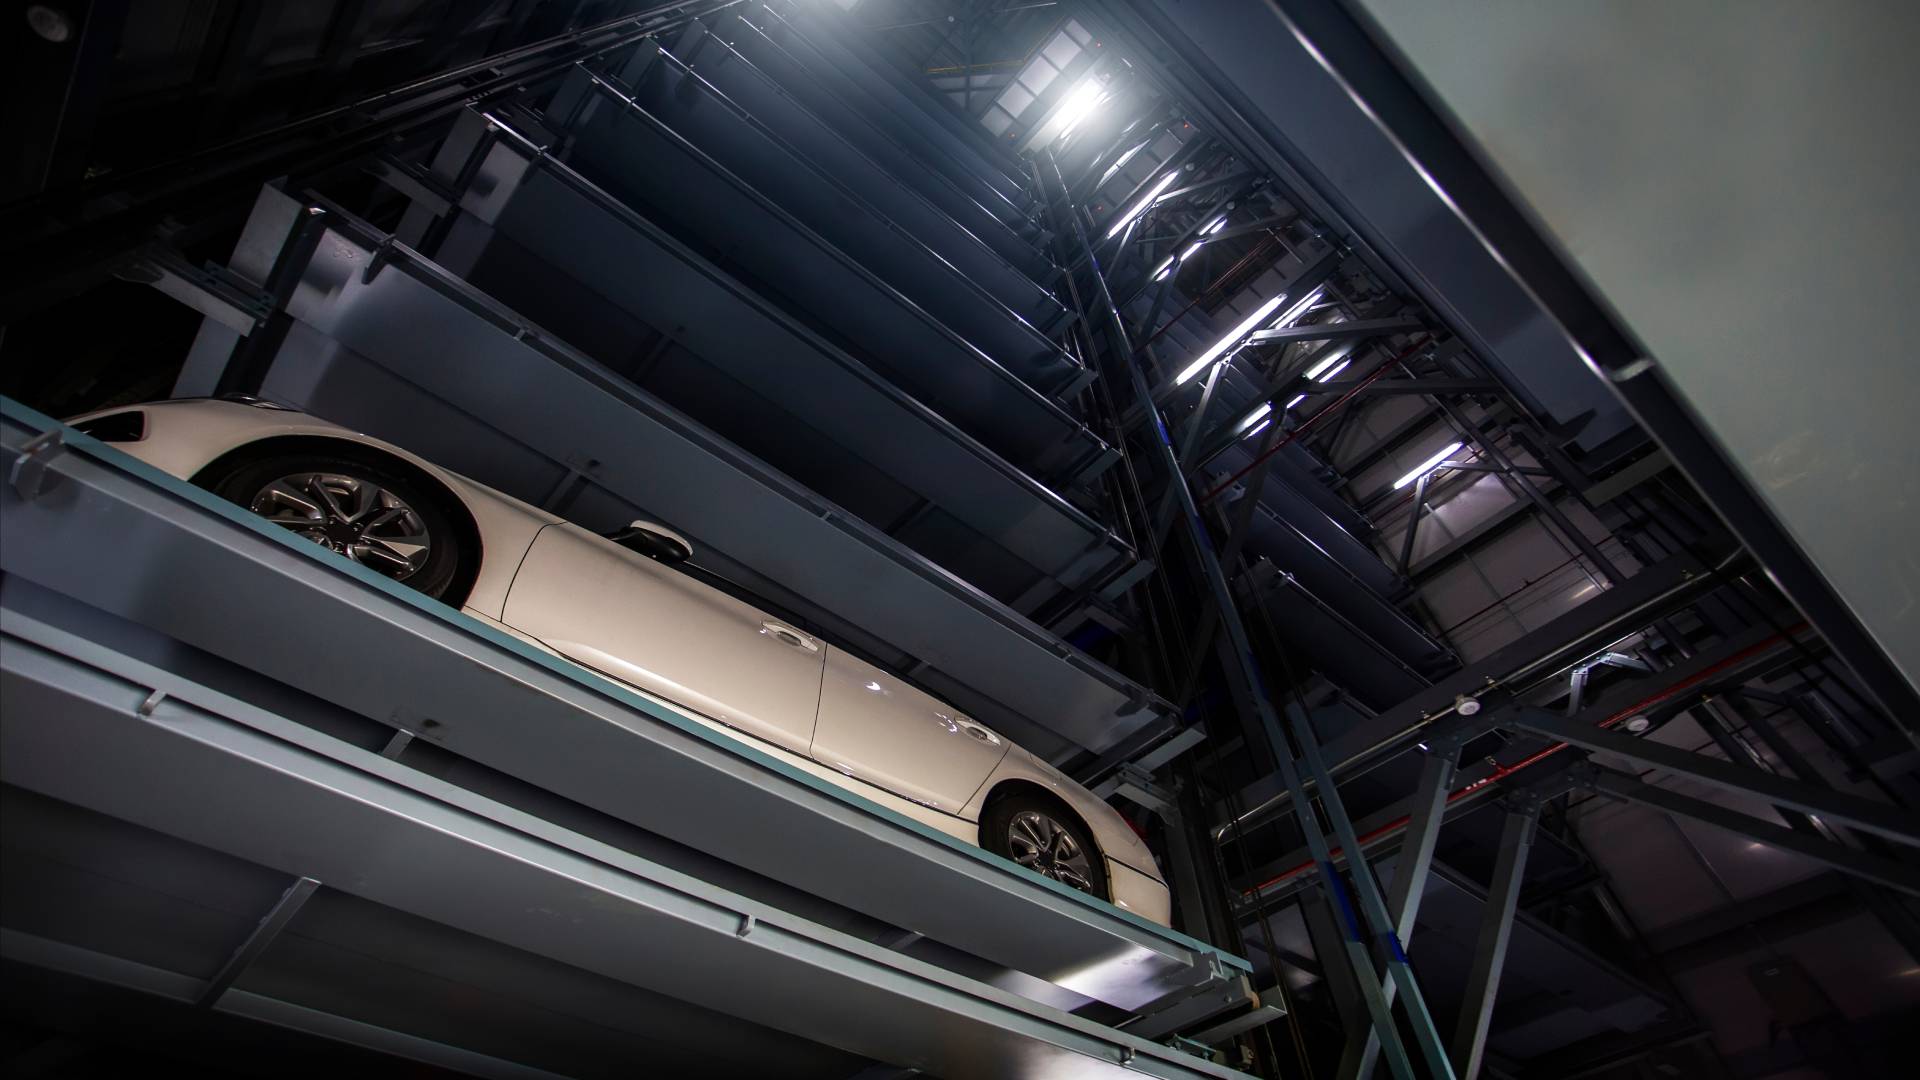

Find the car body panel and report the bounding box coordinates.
[812,646,1010,814]
[964,745,1170,924]
[504,521,826,756]
[65,398,1172,924]
[71,397,557,620]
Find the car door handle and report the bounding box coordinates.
[761,621,820,652]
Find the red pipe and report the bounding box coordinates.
[1238,624,1805,898]
[1198,335,1433,505]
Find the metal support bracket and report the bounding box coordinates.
[9,429,65,500]
[121,246,276,335]
[196,875,322,1007]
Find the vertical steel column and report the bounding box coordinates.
[1451,800,1542,1080]
[1340,739,1461,1080]
[1038,151,1452,1080]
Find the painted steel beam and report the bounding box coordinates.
[0,620,1248,1080]
[1450,803,1540,1080]
[1511,710,1920,847]
[1338,742,1460,1080]
[1244,316,1423,346]
[1580,765,1920,897]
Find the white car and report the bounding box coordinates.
[66,398,1172,924]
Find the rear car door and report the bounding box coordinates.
[810,646,1010,814]
[503,523,825,755]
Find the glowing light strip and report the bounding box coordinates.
[1174,294,1288,384]
[1393,441,1465,489]
[1106,171,1180,239]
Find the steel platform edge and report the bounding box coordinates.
[0,401,1255,1054]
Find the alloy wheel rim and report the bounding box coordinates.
[249,472,432,581]
[1008,810,1095,893]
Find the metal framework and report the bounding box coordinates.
[4,2,1918,1077]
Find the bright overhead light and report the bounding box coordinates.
[1203,215,1227,235]
[1269,285,1326,332]
[1302,350,1345,380]
[1106,170,1180,239]
[1175,294,1288,384]
[1152,257,1174,281]
[1315,358,1351,382]
[1392,441,1464,490]
[1244,418,1271,439]
[1054,79,1108,140]
[1285,393,1307,409]
[1179,241,1202,261]
[1237,402,1272,431]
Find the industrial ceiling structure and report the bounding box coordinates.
[3,2,1915,1078]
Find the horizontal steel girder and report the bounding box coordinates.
[0,616,1248,1079]
[1511,711,1920,848]
[1579,764,1920,897]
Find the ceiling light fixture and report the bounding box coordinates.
[1268,285,1326,333]
[1302,351,1344,380]
[1392,441,1465,490]
[1175,294,1288,384]
[1106,170,1180,239]
[1054,79,1108,140]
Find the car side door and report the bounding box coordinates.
[502,522,825,755]
[809,646,1010,814]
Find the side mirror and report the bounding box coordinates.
[610,520,693,563]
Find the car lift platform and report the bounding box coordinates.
[0,403,1255,1078]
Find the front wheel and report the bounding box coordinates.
[981,795,1109,901]
[199,448,471,602]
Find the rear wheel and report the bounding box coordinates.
[981,794,1109,900]
[199,448,470,601]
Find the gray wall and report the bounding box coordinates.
[1358,0,1920,696]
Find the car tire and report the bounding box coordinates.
[981,794,1110,901]
[199,447,470,602]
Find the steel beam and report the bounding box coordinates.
[1339,741,1459,1080]
[1450,801,1541,1080]
[1244,316,1422,346]
[0,618,1248,1080]
[1509,710,1920,847]
[195,876,321,1007]
[1039,152,1442,1080]
[1579,764,1920,897]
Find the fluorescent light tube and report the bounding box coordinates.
[1315,358,1351,382]
[1392,441,1464,490]
[1238,403,1272,431]
[1302,351,1344,380]
[1285,393,1308,409]
[1269,285,1326,332]
[1180,241,1202,261]
[1174,294,1289,384]
[1106,170,1180,239]
[1244,418,1272,439]
[1203,215,1227,235]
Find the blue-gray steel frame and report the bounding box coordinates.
[0,402,1247,1015]
[1037,150,1455,1080]
[0,608,1249,1080]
